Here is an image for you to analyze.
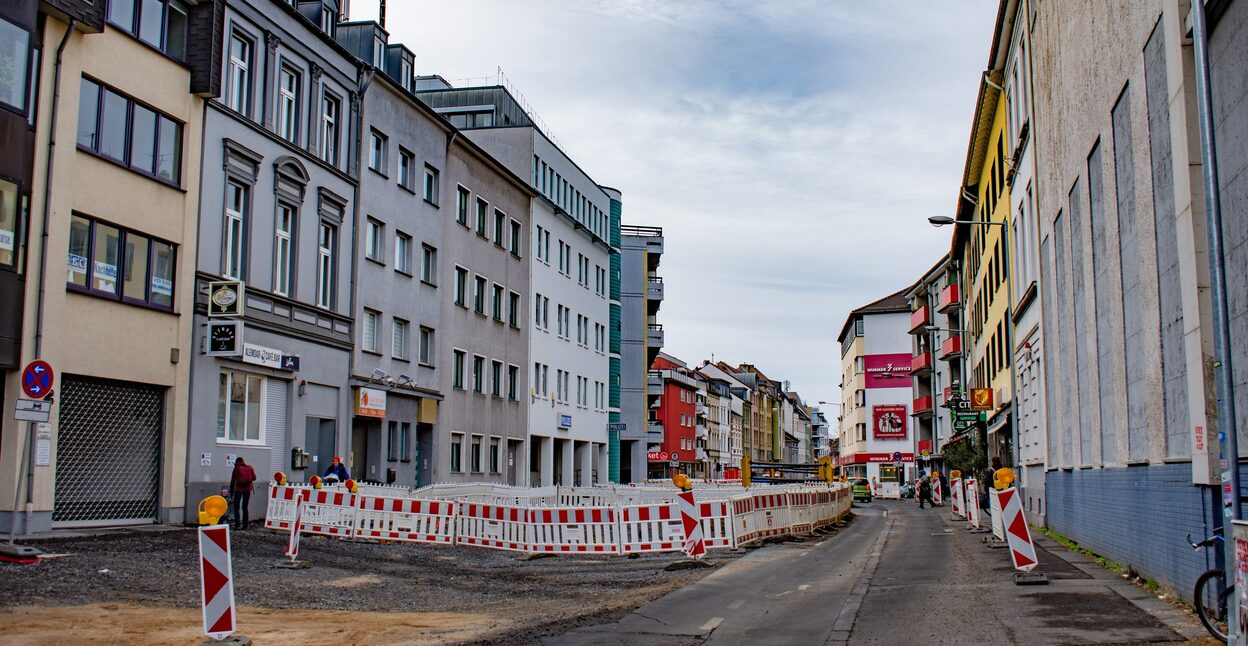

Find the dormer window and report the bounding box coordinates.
[373,37,385,67]
[401,58,413,92]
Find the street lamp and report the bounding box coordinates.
[926,214,1020,478]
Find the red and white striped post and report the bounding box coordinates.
[198,525,236,641]
[285,492,304,561]
[996,487,1039,572]
[676,490,706,559]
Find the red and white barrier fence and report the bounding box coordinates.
[264,483,851,557]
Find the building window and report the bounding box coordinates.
[419,326,434,365]
[535,226,545,262]
[0,18,30,111]
[398,148,415,192]
[321,93,340,165]
[77,77,183,184]
[508,291,520,328]
[273,204,294,296]
[490,437,500,473]
[452,349,465,389]
[387,421,399,461]
[450,433,463,472]
[423,165,439,205]
[400,422,411,461]
[491,283,504,321]
[276,65,300,143]
[493,209,505,246]
[316,221,336,308]
[421,244,436,284]
[395,231,411,274]
[369,129,387,174]
[0,180,20,269]
[365,217,383,262]
[66,213,176,308]
[392,317,409,359]
[226,31,252,116]
[507,365,519,400]
[471,435,483,472]
[473,275,486,315]
[509,219,521,256]
[453,266,467,306]
[472,355,484,393]
[475,198,488,237]
[491,360,503,397]
[222,181,247,280]
[456,185,470,227]
[362,309,379,353]
[217,370,263,443]
[108,0,189,60]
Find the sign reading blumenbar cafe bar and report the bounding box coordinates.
[242,343,299,372]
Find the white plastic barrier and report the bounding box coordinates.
[265,485,359,537]
[354,496,456,544]
[618,503,686,554]
[455,502,531,552]
[529,507,620,554]
[787,491,815,534]
[264,484,307,531]
[697,499,736,549]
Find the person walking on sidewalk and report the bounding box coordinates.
[229,456,257,530]
[918,476,934,509]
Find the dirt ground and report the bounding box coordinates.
[0,526,740,645]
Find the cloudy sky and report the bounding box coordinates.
[350,0,997,406]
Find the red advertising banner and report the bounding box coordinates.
[864,353,913,389]
[838,452,915,466]
[872,404,908,440]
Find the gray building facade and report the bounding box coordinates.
[185,0,359,518]
[618,225,664,483]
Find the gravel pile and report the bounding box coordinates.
[0,527,740,643]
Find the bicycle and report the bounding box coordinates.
[1189,528,1230,643]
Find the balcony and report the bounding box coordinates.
[647,276,664,302]
[647,323,664,348]
[913,395,933,417]
[911,351,933,376]
[939,335,962,360]
[647,370,664,396]
[937,284,960,313]
[648,418,664,434]
[909,305,930,334]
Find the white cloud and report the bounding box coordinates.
[352,0,998,403]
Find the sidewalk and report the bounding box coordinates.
[848,500,1210,644]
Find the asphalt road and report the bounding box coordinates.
[548,499,1202,645]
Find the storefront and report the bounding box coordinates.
[838,452,915,498]
[349,385,438,487]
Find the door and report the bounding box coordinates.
[507,441,518,486]
[54,375,163,526]
[305,417,336,478]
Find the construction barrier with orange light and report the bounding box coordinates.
[263,482,851,557]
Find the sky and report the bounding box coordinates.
[349,0,998,407]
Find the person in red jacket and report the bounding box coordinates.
[229,456,257,530]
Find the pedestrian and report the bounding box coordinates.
[918,477,933,509]
[229,456,257,530]
[324,455,350,482]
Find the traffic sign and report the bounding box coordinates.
[671,451,680,462]
[21,360,54,400]
[669,460,678,468]
[15,398,52,422]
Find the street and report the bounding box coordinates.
[552,501,1208,645]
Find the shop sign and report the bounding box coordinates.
[242,343,285,369]
[559,414,572,429]
[970,388,994,411]
[208,280,245,317]
[872,404,908,440]
[356,387,387,418]
[647,451,670,462]
[864,353,913,389]
[608,422,627,431]
[206,320,242,357]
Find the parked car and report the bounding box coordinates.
[852,478,873,502]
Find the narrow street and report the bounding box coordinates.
[552,501,1207,645]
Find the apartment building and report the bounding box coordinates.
[906,254,960,477]
[1,0,208,531]
[837,288,914,498]
[651,352,699,479]
[619,224,664,483]
[416,78,609,486]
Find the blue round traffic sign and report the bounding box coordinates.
[891,451,903,461]
[22,360,54,400]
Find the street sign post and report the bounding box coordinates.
[21,360,53,400]
[14,399,51,423]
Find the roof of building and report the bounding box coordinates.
[837,285,913,343]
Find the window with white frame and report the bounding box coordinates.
[227,32,252,116]
[316,221,336,308]
[392,317,408,359]
[471,435,483,472]
[491,360,503,397]
[277,65,300,143]
[508,291,520,328]
[418,326,433,365]
[395,231,411,274]
[365,217,383,262]
[473,275,486,315]
[273,203,294,296]
[456,185,470,227]
[535,226,546,262]
[475,198,488,237]
[421,244,436,284]
[369,129,387,174]
[492,283,504,321]
[509,219,521,256]
[450,432,463,472]
[398,148,415,192]
[507,365,519,400]
[223,181,248,280]
[321,93,340,165]
[490,437,501,472]
[423,165,439,205]
[472,355,484,393]
[452,349,465,389]
[362,309,380,353]
[453,266,467,306]
[217,370,264,443]
[493,209,505,246]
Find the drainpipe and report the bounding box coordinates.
[1190,0,1241,640]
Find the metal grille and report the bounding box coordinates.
[53,376,163,525]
